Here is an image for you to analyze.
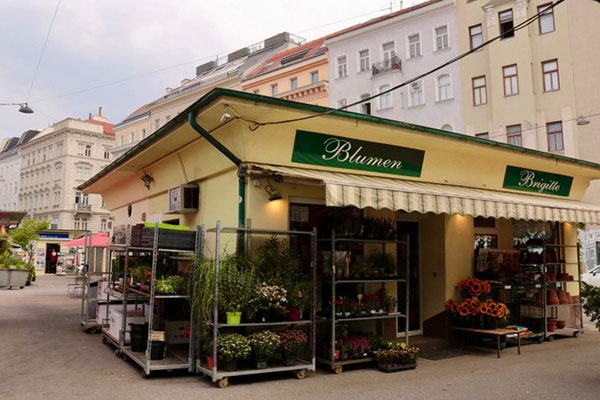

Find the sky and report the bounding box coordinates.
[0,0,425,141]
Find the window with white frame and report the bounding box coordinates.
[129,131,134,143]
[409,81,424,106]
[408,34,421,58]
[100,218,107,232]
[503,64,519,96]
[103,148,110,159]
[538,3,555,34]
[379,85,392,110]
[290,77,298,90]
[337,55,348,78]
[469,24,483,51]
[542,59,559,92]
[119,136,124,146]
[310,71,319,84]
[360,93,371,115]
[359,49,370,72]
[472,76,487,106]
[271,83,278,96]
[382,42,395,67]
[436,74,452,101]
[435,25,449,50]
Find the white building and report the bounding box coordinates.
[0,130,39,211]
[19,110,114,232]
[326,0,463,132]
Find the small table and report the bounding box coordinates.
[451,327,527,358]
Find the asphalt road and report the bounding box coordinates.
[1,275,600,400]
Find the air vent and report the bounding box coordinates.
[168,184,199,214]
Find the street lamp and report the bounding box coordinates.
[577,116,590,126]
[0,102,34,114]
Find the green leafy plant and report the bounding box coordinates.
[155,275,184,294]
[582,283,600,330]
[278,329,308,358]
[217,333,251,362]
[248,330,281,359]
[188,258,215,324]
[130,264,150,284]
[254,236,300,288]
[367,250,397,276]
[218,254,258,314]
[9,219,49,266]
[287,281,312,312]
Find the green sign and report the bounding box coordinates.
[291,130,425,177]
[502,165,573,197]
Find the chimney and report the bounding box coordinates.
[88,113,92,119]
[98,107,102,116]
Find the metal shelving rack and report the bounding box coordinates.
[78,231,97,332]
[196,221,317,388]
[543,243,584,340]
[100,224,200,377]
[317,231,409,374]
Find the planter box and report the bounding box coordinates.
[378,363,417,373]
[130,225,195,251]
[0,269,29,289]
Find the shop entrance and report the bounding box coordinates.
[45,243,60,274]
[397,221,420,335]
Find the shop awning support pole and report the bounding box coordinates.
[188,112,246,253]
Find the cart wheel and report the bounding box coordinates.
[217,378,229,389]
[574,331,581,338]
[537,337,544,344]
[295,370,306,380]
[102,337,108,345]
[334,365,343,374]
[547,335,554,342]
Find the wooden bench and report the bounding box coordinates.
[451,327,527,358]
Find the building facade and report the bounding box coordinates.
[326,0,463,132]
[0,130,39,211]
[456,0,600,269]
[19,111,114,233]
[241,37,329,106]
[110,32,304,158]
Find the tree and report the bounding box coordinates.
[9,219,49,266]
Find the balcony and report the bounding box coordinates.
[372,56,402,77]
[74,203,92,214]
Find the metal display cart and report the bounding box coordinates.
[100,223,200,377]
[196,222,317,388]
[317,231,410,374]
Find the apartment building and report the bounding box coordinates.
[242,37,329,106]
[0,130,39,211]
[19,110,114,232]
[326,0,463,132]
[456,0,600,268]
[111,32,304,158]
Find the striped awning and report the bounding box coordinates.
[254,164,600,224]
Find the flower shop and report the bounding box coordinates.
[80,88,600,385]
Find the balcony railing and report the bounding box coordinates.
[372,56,402,77]
[74,203,92,213]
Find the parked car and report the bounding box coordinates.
[581,265,600,287]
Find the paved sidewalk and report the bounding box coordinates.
[1,275,600,400]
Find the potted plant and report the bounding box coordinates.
[155,275,184,295]
[218,255,257,324]
[287,281,311,321]
[278,329,308,366]
[217,333,251,371]
[248,330,281,369]
[384,295,397,313]
[250,283,287,322]
[342,336,370,359]
[376,341,419,372]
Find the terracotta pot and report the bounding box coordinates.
[556,320,566,329]
[558,290,569,304]
[546,272,556,282]
[572,295,580,304]
[559,273,568,281]
[547,320,557,332]
[565,292,573,304]
[547,289,560,305]
[568,275,574,281]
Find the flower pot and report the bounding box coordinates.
[129,323,148,352]
[287,306,301,322]
[547,289,560,305]
[226,311,242,325]
[283,357,296,367]
[556,320,566,329]
[150,341,166,360]
[558,290,569,305]
[329,349,340,360]
[255,359,268,369]
[222,359,237,371]
[206,356,217,370]
[547,320,557,333]
[378,362,417,373]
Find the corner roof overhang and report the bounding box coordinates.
[79,88,600,193]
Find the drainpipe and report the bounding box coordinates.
[188,112,246,251]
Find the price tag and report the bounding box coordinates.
[504,285,512,289]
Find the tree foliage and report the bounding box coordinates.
[582,283,600,330]
[9,219,49,265]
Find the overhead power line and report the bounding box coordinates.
[26,0,62,102]
[243,0,566,131]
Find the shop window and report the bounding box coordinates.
[475,217,496,228]
[499,9,514,39]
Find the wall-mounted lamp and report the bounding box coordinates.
[140,173,154,190]
[265,180,282,201]
[220,104,232,123]
[577,116,590,126]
